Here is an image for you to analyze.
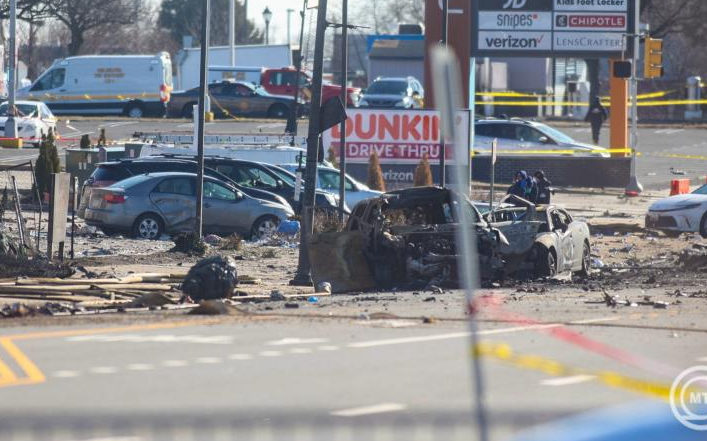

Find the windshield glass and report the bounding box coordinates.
[367,80,408,95]
[266,166,296,185]
[533,123,576,144]
[693,184,707,195]
[0,103,38,117]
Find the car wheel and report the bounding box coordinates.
[701,212,707,238]
[125,103,145,118]
[573,241,591,279]
[133,213,163,240]
[251,215,279,240]
[661,229,682,238]
[534,245,557,278]
[267,104,289,119]
[182,103,197,119]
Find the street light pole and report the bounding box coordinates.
[287,8,294,47]
[5,0,17,139]
[194,0,210,238]
[625,0,643,196]
[263,6,272,45]
[229,0,235,66]
[286,0,308,137]
[338,0,348,222]
[438,0,449,187]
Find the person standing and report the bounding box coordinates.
[534,170,553,205]
[585,96,608,145]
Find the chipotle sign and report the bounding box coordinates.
[322,109,470,165]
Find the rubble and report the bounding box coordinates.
[181,255,239,302]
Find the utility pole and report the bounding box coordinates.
[287,8,295,47]
[194,0,210,238]
[625,0,643,196]
[291,0,328,286]
[438,0,448,187]
[338,0,348,222]
[229,0,236,66]
[5,0,17,139]
[286,0,308,136]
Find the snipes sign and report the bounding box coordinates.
[322,109,470,166]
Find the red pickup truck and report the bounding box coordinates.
[260,67,360,107]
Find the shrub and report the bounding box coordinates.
[366,152,386,191]
[97,128,107,146]
[171,232,207,256]
[220,234,243,251]
[413,155,433,187]
[34,130,61,195]
[80,134,91,149]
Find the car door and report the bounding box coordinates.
[559,208,585,269]
[208,84,233,117]
[486,123,517,151]
[149,177,196,232]
[234,83,266,116]
[548,208,575,271]
[516,125,558,153]
[202,180,247,235]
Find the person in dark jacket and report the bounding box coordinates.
[507,170,537,203]
[534,170,553,205]
[585,96,608,145]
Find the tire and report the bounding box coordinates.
[534,245,557,278]
[267,104,289,119]
[133,213,164,240]
[700,212,707,238]
[125,102,145,118]
[182,103,197,119]
[661,229,682,238]
[251,215,279,240]
[573,241,591,279]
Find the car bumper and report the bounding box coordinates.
[645,211,697,232]
[84,207,134,231]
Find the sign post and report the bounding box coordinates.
[488,138,497,219]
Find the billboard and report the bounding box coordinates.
[472,0,635,58]
[322,109,470,166]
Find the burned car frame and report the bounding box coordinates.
[309,187,506,293]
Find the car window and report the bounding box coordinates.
[0,103,38,117]
[269,71,298,86]
[234,84,254,97]
[515,125,545,143]
[208,84,225,95]
[154,178,195,196]
[40,104,53,119]
[484,124,516,140]
[31,68,65,91]
[475,124,490,137]
[204,181,236,201]
[367,80,407,95]
[92,165,131,183]
[216,164,278,189]
[692,185,707,195]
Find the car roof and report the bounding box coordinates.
[2,100,40,106]
[476,118,536,126]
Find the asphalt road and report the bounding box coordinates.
[0,299,704,440]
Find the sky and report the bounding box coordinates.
[245,0,305,45]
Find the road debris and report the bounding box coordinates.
[181,255,239,302]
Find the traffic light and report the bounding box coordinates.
[644,37,664,79]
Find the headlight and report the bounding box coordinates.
[359,99,369,106]
[676,203,702,210]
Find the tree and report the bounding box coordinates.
[159,0,263,47]
[34,130,60,195]
[42,0,137,55]
[413,155,432,187]
[366,152,386,191]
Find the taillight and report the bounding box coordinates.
[160,84,170,103]
[103,193,126,204]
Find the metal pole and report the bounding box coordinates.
[287,8,294,47]
[229,0,236,66]
[195,0,210,238]
[70,177,77,259]
[439,0,448,187]
[291,0,328,286]
[29,160,42,251]
[265,21,270,45]
[286,0,308,137]
[469,57,476,194]
[625,0,643,195]
[488,139,497,221]
[338,0,348,222]
[5,0,17,139]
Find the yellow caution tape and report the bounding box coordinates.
[471,148,631,156]
[477,91,541,98]
[478,89,676,100]
[474,342,677,401]
[481,98,707,107]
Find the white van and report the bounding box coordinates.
[17,53,173,118]
[139,143,312,165]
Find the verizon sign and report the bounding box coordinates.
[322,109,470,166]
[472,0,634,57]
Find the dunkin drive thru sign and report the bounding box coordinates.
[322,109,470,165]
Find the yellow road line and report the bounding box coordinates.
[0,338,44,386]
[5,320,210,342]
[0,347,18,385]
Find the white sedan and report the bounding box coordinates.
[0,100,57,146]
[646,184,707,237]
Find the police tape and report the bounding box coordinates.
[473,342,675,401]
[29,92,161,101]
[476,99,707,107]
[477,90,677,100]
[471,148,632,156]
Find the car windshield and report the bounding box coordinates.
[693,184,707,195]
[533,123,576,144]
[367,80,408,95]
[0,103,38,117]
[266,166,296,186]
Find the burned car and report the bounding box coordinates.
[486,195,591,278]
[309,187,506,293]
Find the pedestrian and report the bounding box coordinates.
[585,96,608,145]
[534,170,553,205]
[507,170,537,204]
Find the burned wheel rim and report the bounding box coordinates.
[582,243,590,273]
[701,213,707,238]
[138,218,160,239]
[127,106,144,118]
[254,217,279,239]
[547,251,557,277]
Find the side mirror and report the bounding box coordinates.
[539,136,549,144]
[276,179,284,189]
[235,191,244,200]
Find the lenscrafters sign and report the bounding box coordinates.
[472,0,635,57]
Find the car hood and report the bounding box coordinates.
[258,200,295,217]
[361,94,405,101]
[649,194,707,211]
[557,140,608,153]
[0,116,31,125]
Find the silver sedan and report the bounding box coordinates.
[83,172,295,239]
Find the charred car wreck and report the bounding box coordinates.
[309,187,506,293]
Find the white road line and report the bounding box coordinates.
[267,337,329,346]
[258,350,283,357]
[89,366,118,375]
[696,357,707,363]
[51,370,81,378]
[0,154,37,163]
[101,121,137,129]
[162,360,189,367]
[289,348,313,354]
[540,375,596,386]
[655,129,683,135]
[317,345,340,351]
[229,353,253,360]
[257,123,285,130]
[330,403,407,417]
[195,357,222,364]
[126,363,154,371]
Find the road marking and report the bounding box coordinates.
[257,123,286,130]
[6,321,213,341]
[655,129,683,135]
[289,348,313,354]
[229,353,253,360]
[0,338,44,386]
[573,128,591,133]
[89,366,118,375]
[258,350,283,357]
[66,334,233,344]
[697,357,707,363]
[317,345,340,351]
[51,370,81,379]
[100,121,137,129]
[540,375,596,386]
[330,403,407,417]
[162,359,189,367]
[266,338,328,346]
[126,363,154,371]
[0,154,38,163]
[195,357,222,364]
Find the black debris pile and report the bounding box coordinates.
[171,232,207,256]
[0,302,78,319]
[181,255,238,302]
[677,245,707,270]
[0,254,74,279]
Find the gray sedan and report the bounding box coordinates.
[83,172,295,239]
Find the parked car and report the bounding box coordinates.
[167,81,303,119]
[474,118,609,157]
[83,172,294,239]
[17,53,173,117]
[78,158,290,219]
[278,163,382,207]
[487,195,591,278]
[645,184,707,237]
[0,101,57,145]
[358,76,424,109]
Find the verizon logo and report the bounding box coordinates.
[485,34,545,48]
